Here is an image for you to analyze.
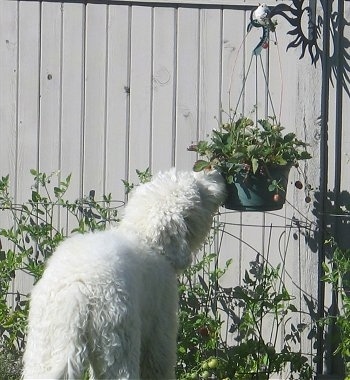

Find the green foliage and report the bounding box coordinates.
[0,169,313,379]
[322,239,350,378]
[0,171,120,354]
[122,168,152,194]
[177,251,313,380]
[192,116,311,185]
[0,348,23,380]
[177,250,229,378]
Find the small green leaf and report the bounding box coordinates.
[31,191,41,202]
[54,187,61,197]
[276,157,288,166]
[251,158,259,174]
[226,175,234,184]
[283,132,296,142]
[300,151,312,160]
[193,160,211,172]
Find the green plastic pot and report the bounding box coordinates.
[224,165,292,211]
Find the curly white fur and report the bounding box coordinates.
[22,169,226,380]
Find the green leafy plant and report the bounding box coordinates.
[176,248,313,380]
[0,349,23,380]
[191,116,311,185]
[322,239,350,379]
[177,249,230,379]
[0,170,120,376]
[0,169,313,379]
[122,168,152,194]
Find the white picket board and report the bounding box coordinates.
[60,2,85,201]
[221,8,246,117]
[37,2,64,242]
[83,4,108,197]
[260,22,301,359]
[128,5,153,183]
[15,0,41,299]
[39,2,62,176]
[280,12,320,362]
[0,1,18,187]
[268,15,319,363]
[16,1,41,202]
[219,9,246,299]
[339,1,350,266]
[198,8,222,137]
[239,8,268,307]
[151,7,177,172]
[0,0,19,309]
[175,7,200,171]
[104,4,131,201]
[320,1,336,367]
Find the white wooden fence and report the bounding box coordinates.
[1,0,349,377]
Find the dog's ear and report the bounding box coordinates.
[159,232,192,272]
[193,170,227,204]
[148,209,192,271]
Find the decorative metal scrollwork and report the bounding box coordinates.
[270,0,350,96]
[270,1,320,64]
[247,1,321,63]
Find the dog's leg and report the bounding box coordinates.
[87,298,142,380]
[22,282,89,379]
[89,341,141,380]
[140,315,178,380]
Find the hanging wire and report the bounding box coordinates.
[274,31,285,123]
[232,53,255,118]
[258,54,277,120]
[228,31,250,99]
[227,16,284,123]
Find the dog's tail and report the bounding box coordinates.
[22,281,89,379]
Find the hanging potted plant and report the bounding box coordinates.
[190,116,311,211]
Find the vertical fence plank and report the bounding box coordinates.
[128,5,153,183]
[243,14,267,118]
[198,8,221,136]
[221,8,245,118]
[175,7,200,170]
[105,4,130,201]
[0,1,18,183]
[263,15,298,359]
[15,0,41,298]
[17,1,41,201]
[339,1,350,255]
[273,14,320,365]
[0,0,18,310]
[83,3,108,196]
[39,2,62,175]
[219,9,245,307]
[239,9,267,320]
[151,7,176,172]
[37,1,63,246]
[60,2,85,200]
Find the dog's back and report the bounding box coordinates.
[22,229,179,379]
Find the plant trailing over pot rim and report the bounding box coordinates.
[190,116,312,211]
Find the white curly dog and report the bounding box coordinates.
[22,169,226,380]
